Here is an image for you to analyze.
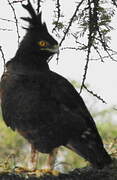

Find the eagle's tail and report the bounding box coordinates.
[66,139,112,169]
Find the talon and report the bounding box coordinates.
[34,169,60,176]
[14,166,31,173]
[14,167,59,176]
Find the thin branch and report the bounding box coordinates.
[0,28,12,31]
[52,0,61,32]
[93,45,104,62]
[98,29,108,51]
[59,0,84,46]
[80,0,101,93]
[97,28,117,62]
[80,0,93,94]
[60,47,81,51]
[105,49,117,62]
[7,0,20,45]
[111,0,117,7]
[0,17,16,23]
[84,85,107,104]
[90,52,117,61]
[11,0,26,4]
[79,48,90,94]
[0,46,6,73]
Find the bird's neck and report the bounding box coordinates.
[6,53,50,75]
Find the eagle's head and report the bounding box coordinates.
[16,0,59,63]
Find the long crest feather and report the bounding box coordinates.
[22,0,45,31]
[22,0,36,20]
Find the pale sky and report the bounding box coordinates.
[0,0,117,123]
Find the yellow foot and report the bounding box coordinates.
[31,169,60,176]
[14,166,33,173]
[14,167,59,176]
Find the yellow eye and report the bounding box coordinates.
[38,41,48,47]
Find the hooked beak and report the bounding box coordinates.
[49,45,59,53]
[40,44,59,54]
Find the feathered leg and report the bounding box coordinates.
[29,144,39,170]
[46,148,58,169]
[14,144,39,173]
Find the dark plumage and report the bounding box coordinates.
[0,0,111,169]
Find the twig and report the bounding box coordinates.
[80,0,93,94]
[11,0,26,4]
[0,28,12,31]
[98,28,108,51]
[93,45,104,62]
[80,0,101,93]
[83,85,107,104]
[90,52,117,61]
[104,48,117,62]
[0,17,16,23]
[60,47,81,51]
[59,0,84,46]
[0,46,6,73]
[97,28,117,62]
[80,49,90,94]
[7,0,20,45]
[111,0,117,7]
[52,0,61,32]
